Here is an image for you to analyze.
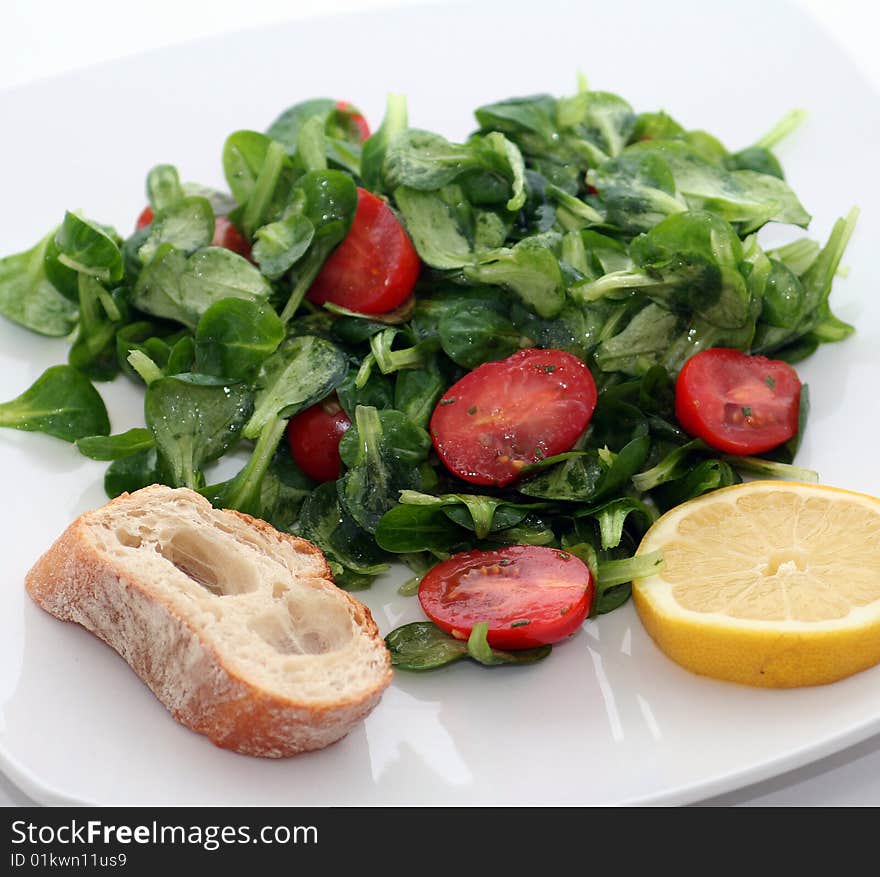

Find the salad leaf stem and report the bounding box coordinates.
[215,415,288,514]
[597,550,664,588]
[753,108,807,149]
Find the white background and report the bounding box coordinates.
[1,0,878,807]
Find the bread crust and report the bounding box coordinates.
[25,486,392,758]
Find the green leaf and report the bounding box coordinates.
[206,416,287,517]
[760,258,806,328]
[781,382,810,462]
[520,432,649,502]
[464,237,565,318]
[375,503,464,553]
[589,151,686,234]
[337,365,394,419]
[339,405,429,533]
[182,248,272,313]
[518,453,603,501]
[768,237,820,276]
[278,170,359,323]
[651,459,741,512]
[361,94,408,193]
[0,231,78,336]
[116,321,190,381]
[294,114,327,173]
[383,129,484,191]
[257,445,316,531]
[393,186,474,269]
[0,364,109,442]
[338,408,431,468]
[146,164,185,211]
[630,211,752,329]
[133,244,272,329]
[54,212,122,284]
[722,454,818,483]
[245,334,347,440]
[104,447,159,498]
[265,98,364,177]
[385,620,551,671]
[480,132,527,211]
[475,94,559,146]
[438,302,526,368]
[137,197,215,264]
[42,234,80,303]
[223,130,277,205]
[393,356,447,429]
[67,274,127,382]
[726,146,784,180]
[631,111,686,142]
[76,428,154,461]
[130,243,202,327]
[755,279,852,359]
[557,89,636,160]
[798,208,858,332]
[195,299,284,381]
[299,481,390,586]
[730,170,811,232]
[395,490,550,540]
[265,98,337,152]
[239,139,292,237]
[385,622,469,670]
[631,439,707,492]
[595,303,682,376]
[624,140,810,232]
[252,213,315,280]
[145,374,252,489]
[166,334,195,376]
[573,496,656,549]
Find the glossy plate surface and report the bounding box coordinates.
[1,0,878,805]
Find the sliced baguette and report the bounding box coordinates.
[25,484,392,758]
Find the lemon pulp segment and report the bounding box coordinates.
[632,481,880,687]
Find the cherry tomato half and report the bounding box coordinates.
[135,208,251,260]
[418,545,593,649]
[335,100,371,142]
[430,348,598,487]
[675,348,802,455]
[306,188,420,315]
[211,216,252,259]
[135,206,154,230]
[286,397,352,482]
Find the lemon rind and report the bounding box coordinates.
[632,480,880,687]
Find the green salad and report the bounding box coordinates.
[0,82,857,671]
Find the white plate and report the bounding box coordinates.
[1,0,879,806]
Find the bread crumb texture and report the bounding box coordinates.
[25,485,392,757]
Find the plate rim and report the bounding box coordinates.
[1,0,879,808]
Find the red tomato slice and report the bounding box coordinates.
[306,188,420,315]
[675,348,802,454]
[134,208,251,259]
[430,348,597,487]
[286,397,352,482]
[418,545,593,649]
[335,100,371,142]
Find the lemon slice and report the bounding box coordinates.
[632,481,880,687]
